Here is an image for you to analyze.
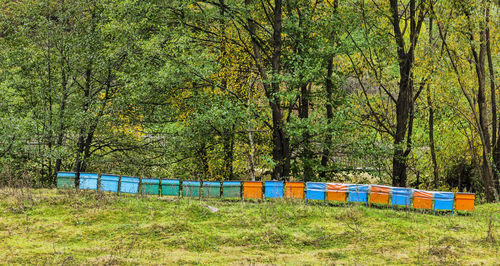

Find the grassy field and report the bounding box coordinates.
[0,188,498,265]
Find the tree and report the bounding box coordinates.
[435,0,499,201]
[344,0,430,187]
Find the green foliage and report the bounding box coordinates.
[0,0,498,199]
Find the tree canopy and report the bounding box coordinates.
[0,0,498,202]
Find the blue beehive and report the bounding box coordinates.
[348,184,369,204]
[306,182,326,201]
[264,181,284,199]
[120,176,140,194]
[79,173,98,190]
[392,187,412,207]
[100,174,119,192]
[434,192,454,211]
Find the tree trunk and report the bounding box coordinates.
[472,13,498,202]
[74,131,85,188]
[218,0,234,180]
[244,0,289,180]
[199,143,209,180]
[223,128,234,179]
[320,1,338,179]
[54,48,68,182]
[270,0,290,180]
[486,4,500,194]
[270,102,290,180]
[46,35,54,186]
[320,56,334,179]
[392,59,413,187]
[299,83,313,181]
[389,0,423,187]
[427,15,439,188]
[247,128,256,181]
[247,90,256,181]
[73,68,92,188]
[427,86,439,188]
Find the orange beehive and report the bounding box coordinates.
[413,190,433,210]
[369,185,390,206]
[327,183,347,202]
[285,182,305,199]
[243,181,263,199]
[455,193,475,213]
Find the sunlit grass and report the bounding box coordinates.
[0,188,498,264]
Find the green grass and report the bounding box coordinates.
[0,188,498,265]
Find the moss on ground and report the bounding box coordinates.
[0,188,498,264]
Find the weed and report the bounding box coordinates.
[486,215,496,243]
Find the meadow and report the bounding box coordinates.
[0,188,498,265]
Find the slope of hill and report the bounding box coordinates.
[0,188,498,264]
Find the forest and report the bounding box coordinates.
[0,0,498,202]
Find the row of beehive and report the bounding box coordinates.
[57,172,297,199]
[305,183,475,213]
[57,172,475,213]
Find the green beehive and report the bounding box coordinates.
[141,178,160,195]
[57,172,76,188]
[182,181,201,197]
[222,181,241,198]
[161,179,180,196]
[202,181,221,198]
